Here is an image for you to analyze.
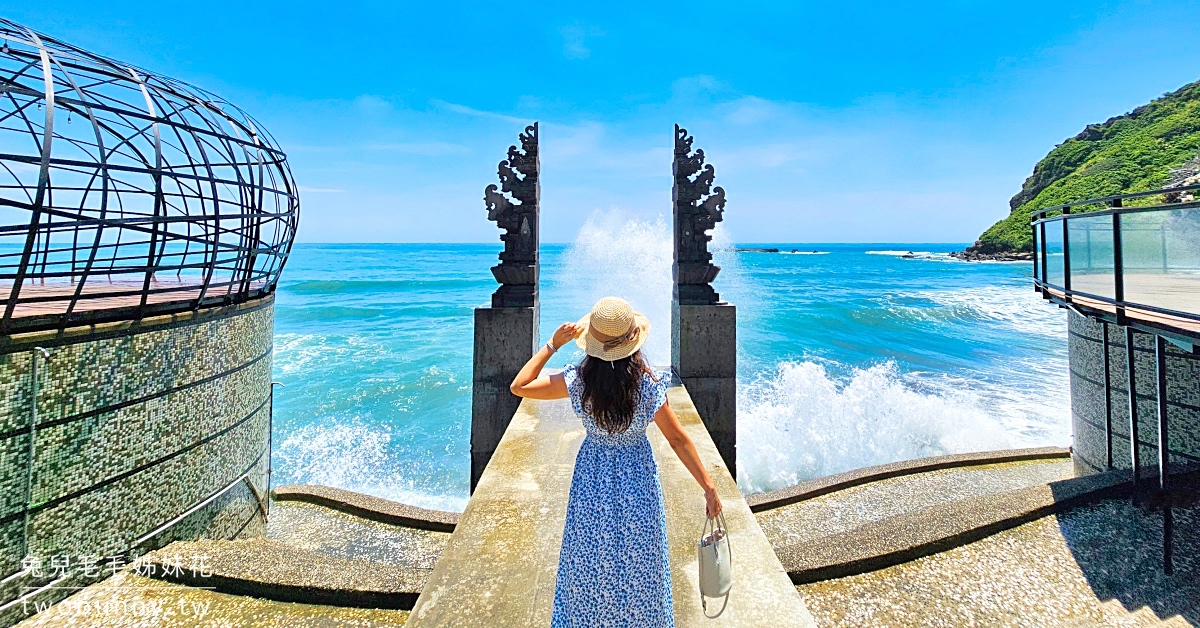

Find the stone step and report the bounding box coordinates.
[271,484,458,533]
[265,500,450,571]
[0,568,108,628]
[796,497,1199,627]
[747,446,1072,512]
[754,454,1135,583]
[754,451,1075,544]
[140,537,429,610]
[1094,597,1193,627]
[4,493,451,625]
[13,571,410,627]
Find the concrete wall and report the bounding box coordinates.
[0,298,273,621]
[672,302,737,477]
[471,306,538,492]
[1068,310,1200,476]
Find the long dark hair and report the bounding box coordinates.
[579,350,653,434]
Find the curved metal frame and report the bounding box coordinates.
[0,19,298,333]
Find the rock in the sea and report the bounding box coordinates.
[952,241,1033,261]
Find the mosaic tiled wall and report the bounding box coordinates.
[1068,311,1200,475]
[0,298,274,622]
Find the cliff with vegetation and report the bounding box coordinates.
[960,79,1200,259]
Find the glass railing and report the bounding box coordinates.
[1032,184,1200,331]
[1067,214,1115,300]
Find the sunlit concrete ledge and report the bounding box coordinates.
[407,383,817,627]
[141,538,426,610]
[272,484,459,532]
[779,468,1135,584]
[746,446,1071,512]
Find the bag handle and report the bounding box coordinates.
[698,510,732,618]
[697,510,728,543]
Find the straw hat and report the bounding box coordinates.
[575,297,651,361]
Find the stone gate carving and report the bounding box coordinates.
[672,124,726,305]
[485,123,540,308]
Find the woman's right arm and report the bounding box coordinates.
[653,400,723,518]
[509,322,583,400]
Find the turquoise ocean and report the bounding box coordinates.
[270,219,1069,512]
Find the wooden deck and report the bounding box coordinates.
[0,277,263,321]
[1044,271,1200,335]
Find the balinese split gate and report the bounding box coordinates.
[411,125,815,626]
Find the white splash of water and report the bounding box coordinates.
[561,212,674,364]
[865,250,955,260]
[273,333,328,375]
[275,418,469,512]
[866,250,925,256]
[736,360,1017,493]
[276,419,392,488]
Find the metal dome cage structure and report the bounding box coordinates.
[0,19,298,334]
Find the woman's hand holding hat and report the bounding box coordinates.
[551,322,585,350]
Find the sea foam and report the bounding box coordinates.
[558,212,674,364]
[276,418,470,512]
[737,360,1020,493]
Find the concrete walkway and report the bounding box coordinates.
[407,384,815,627]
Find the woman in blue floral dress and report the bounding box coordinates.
[511,296,723,628]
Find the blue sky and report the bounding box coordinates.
[7,1,1200,243]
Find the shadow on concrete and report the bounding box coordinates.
[1054,468,1200,624]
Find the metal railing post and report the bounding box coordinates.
[1039,219,1049,286]
[1153,335,1173,575]
[268,381,285,520]
[1126,326,1140,491]
[1031,217,1040,291]
[1062,207,1072,301]
[1102,322,1113,469]
[1112,205,1124,326]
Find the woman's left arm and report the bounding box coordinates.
[654,400,723,518]
[509,322,584,400]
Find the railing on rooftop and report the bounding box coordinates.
[1031,183,1200,341]
[1031,183,1200,576]
[0,19,298,335]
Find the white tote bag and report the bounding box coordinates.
[697,511,732,616]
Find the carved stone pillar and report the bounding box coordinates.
[472,123,540,492]
[671,124,737,479]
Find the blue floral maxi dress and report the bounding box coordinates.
[551,365,674,628]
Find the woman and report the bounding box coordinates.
[510,296,723,628]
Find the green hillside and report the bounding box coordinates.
[971,79,1200,254]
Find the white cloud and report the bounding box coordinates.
[280,82,1023,243]
[430,99,529,124]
